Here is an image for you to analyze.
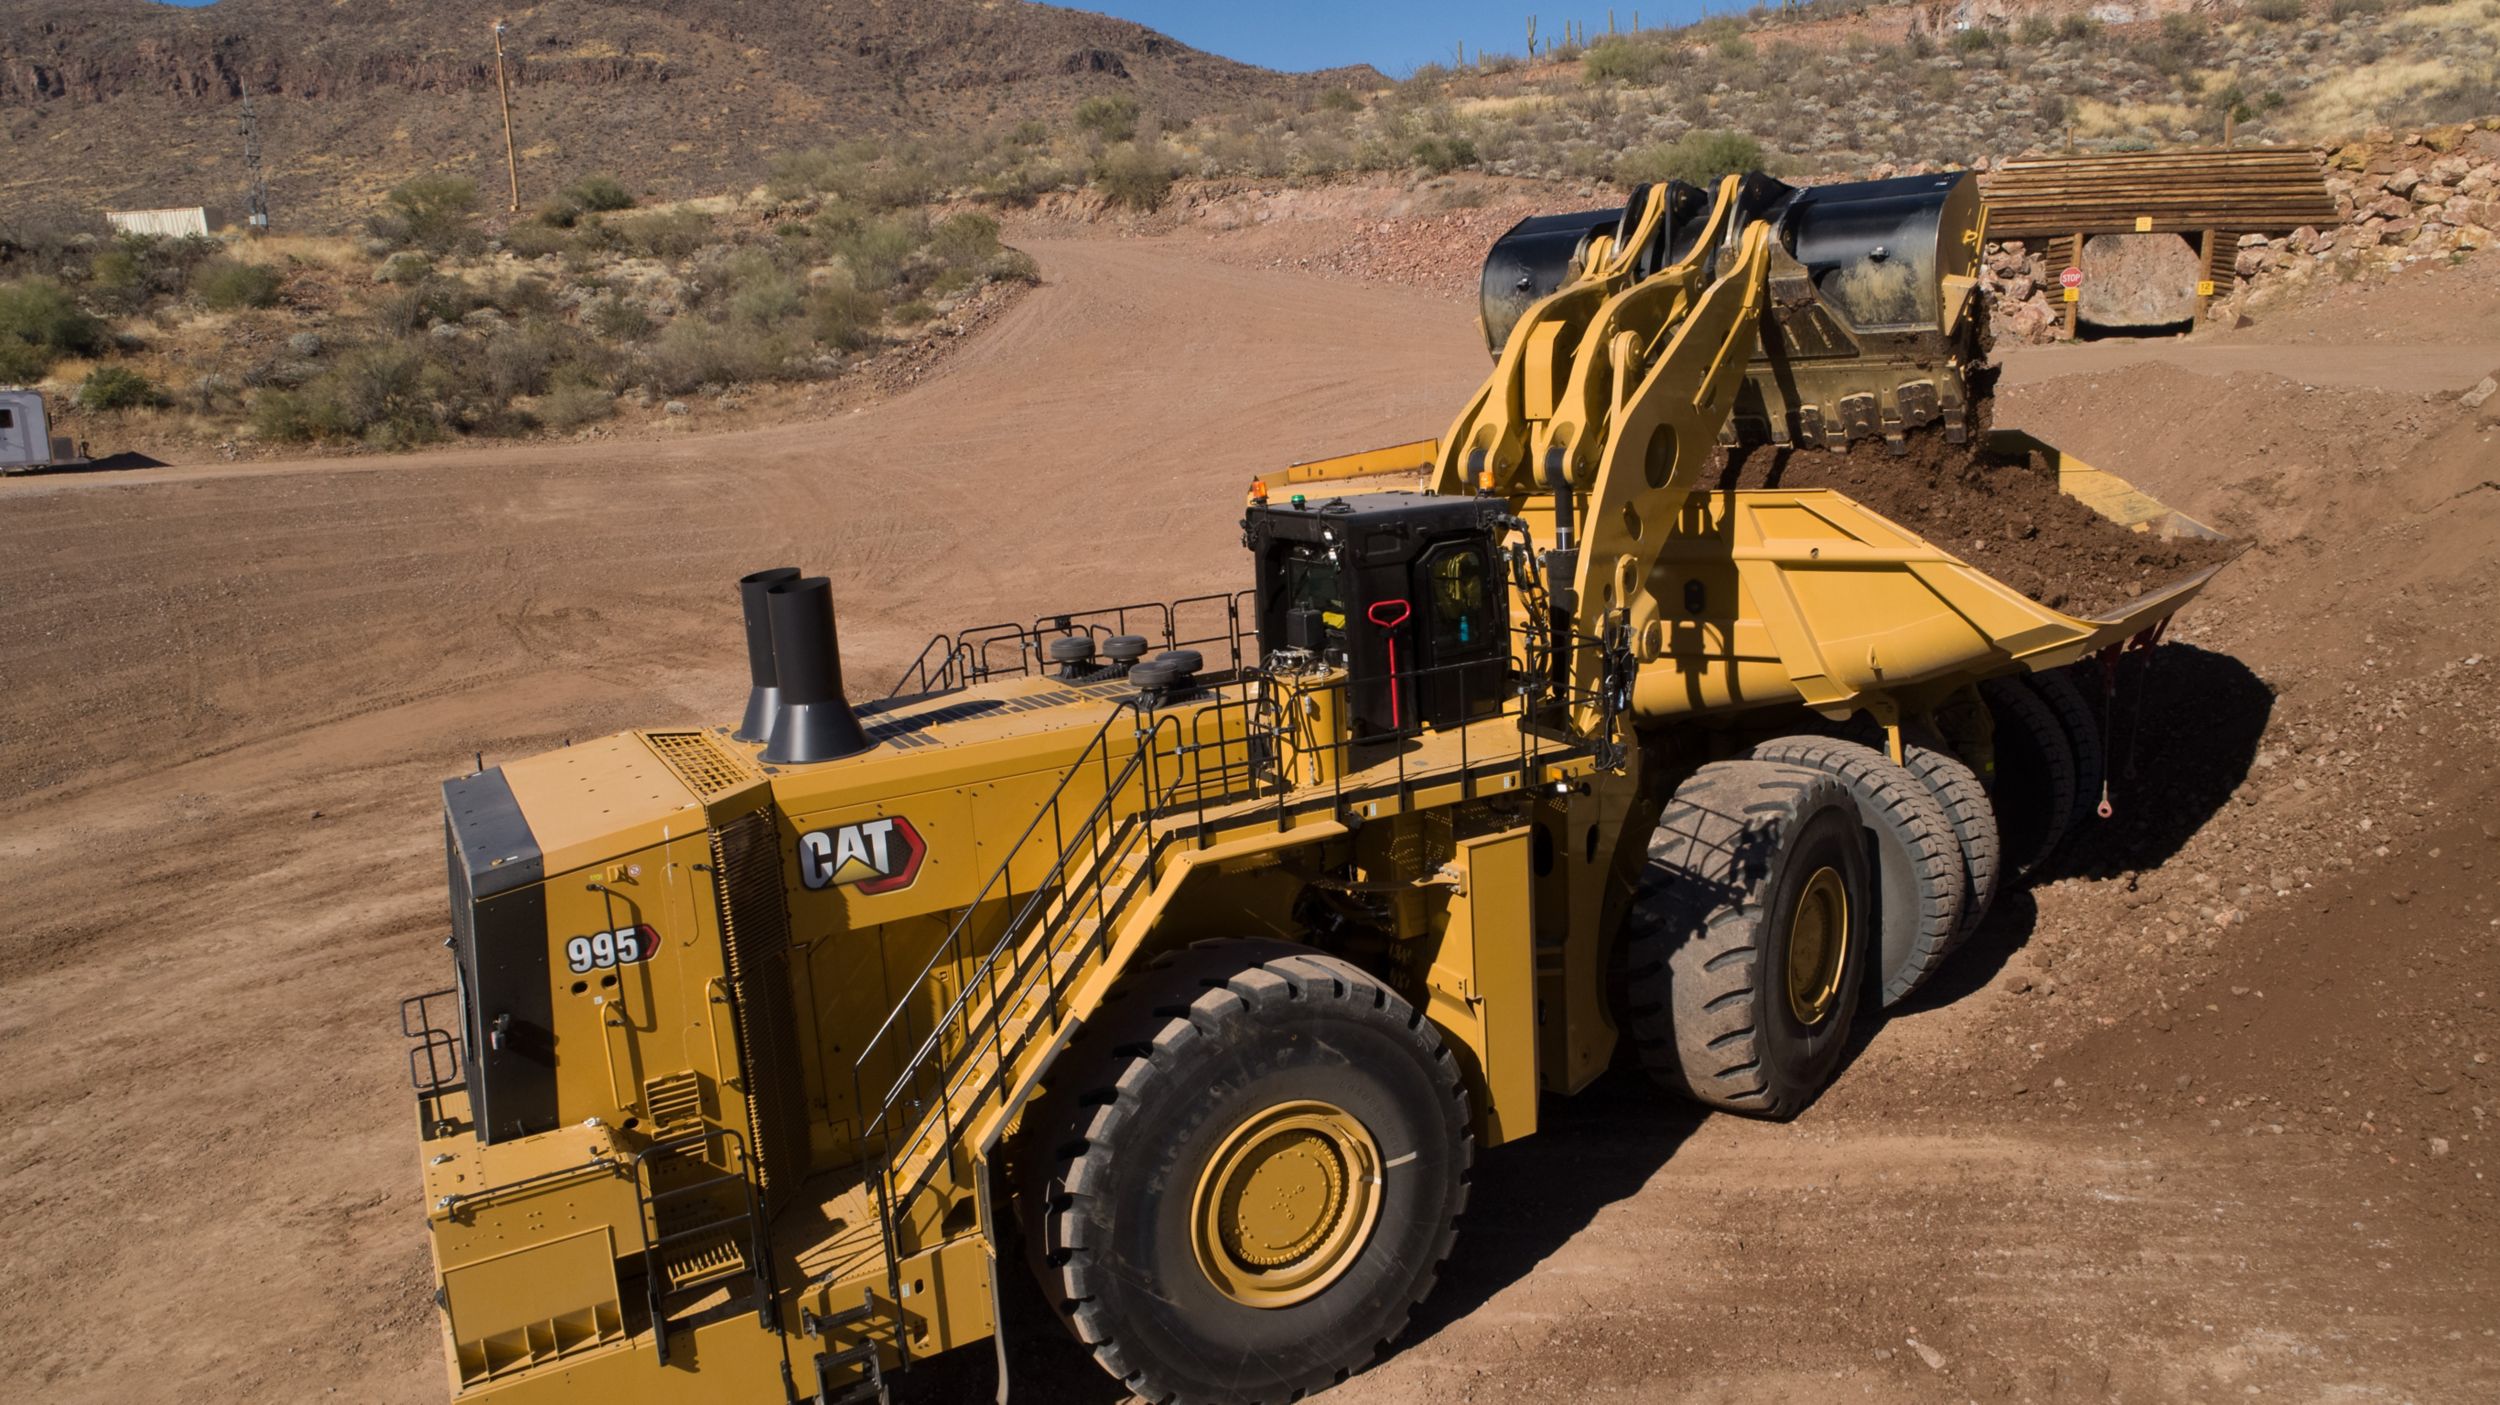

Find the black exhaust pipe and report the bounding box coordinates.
[734,566,802,744]
[760,575,871,765]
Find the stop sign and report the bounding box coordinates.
[2059,267,2084,289]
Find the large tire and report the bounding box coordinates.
[1980,675,2076,879]
[1897,727,2001,952]
[1026,941,1470,1405]
[2028,669,2108,870]
[1622,760,1873,1118]
[1751,736,1966,1007]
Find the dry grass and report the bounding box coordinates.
[2305,58,2479,130]
[2070,99,2204,144]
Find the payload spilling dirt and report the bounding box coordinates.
[1716,432,2236,618]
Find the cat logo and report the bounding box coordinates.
[797,815,926,895]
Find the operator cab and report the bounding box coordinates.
[1244,491,1512,741]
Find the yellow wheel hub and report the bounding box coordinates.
[1785,865,1851,1026]
[1191,1101,1383,1309]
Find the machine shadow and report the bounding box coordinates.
[1398,1070,1707,1348]
[1893,641,2272,1014]
[899,1072,1705,1402]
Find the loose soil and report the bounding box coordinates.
[1717,432,2240,617]
[3,222,2496,1405]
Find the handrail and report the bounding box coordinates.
[846,616,1616,1315]
[883,590,1260,698]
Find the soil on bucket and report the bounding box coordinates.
[1714,433,2237,619]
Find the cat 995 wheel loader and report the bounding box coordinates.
[400,170,2226,1405]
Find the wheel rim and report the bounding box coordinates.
[1785,865,1850,1026]
[1190,1100,1383,1309]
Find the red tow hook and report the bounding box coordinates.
[1368,600,1413,729]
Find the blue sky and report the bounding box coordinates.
[153,1,1719,77]
[1070,3,1715,75]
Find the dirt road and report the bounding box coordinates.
[3,230,2494,1405]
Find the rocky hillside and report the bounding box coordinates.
[0,0,1375,228]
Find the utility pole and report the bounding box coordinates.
[492,20,520,212]
[239,88,270,235]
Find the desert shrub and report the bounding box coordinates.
[0,339,48,381]
[190,258,284,310]
[475,322,577,400]
[767,148,847,199]
[1717,36,1756,60]
[928,212,1001,267]
[372,277,487,337]
[1075,95,1141,143]
[536,381,615,430]
[987,248,1042,285]
[827,216,924,293]
[1094,141,1175,211]
[1007,118,1050,146]
[376,251,434,285]
[808,281,884,351]
[0,278,107,366]
[378,174,481,253]
[2017,15,2057,43]
[2249,0,2305,19]
[978,154,1080,204]
[1615,129,1768,186]
[0,209,113,282]
[643,317,781,394]
[260,342,441,446]
[1582,39,1672,85]
[589,298,655,341]
[2058,14,2100,39]
[77,364,161,410]
[1950,25,2000,53]
[854,157,939,211]
[563,175,633,214]
[725,263,807,330]
[1316,87,1363,113]
[502,222,574,258]
[2327,0,2382,14]
[1410,132,1479,174]
[604,209,714,260]
[889,299,937,325]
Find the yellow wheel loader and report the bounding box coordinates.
[401,171,2226,1404]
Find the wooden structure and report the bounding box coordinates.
[1981,147,2335,332]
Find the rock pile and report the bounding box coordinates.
[1979,117,2500,345]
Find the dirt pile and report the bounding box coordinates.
[1718,433,2237,617]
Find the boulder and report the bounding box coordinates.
[2411,182,2456,206]
[2385,167,2423,196]
[2079,231,2202,328]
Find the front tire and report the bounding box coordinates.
[1029,942,1471,1405]
[1623,760,1873,1118]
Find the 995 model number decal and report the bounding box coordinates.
[566,925,658,974]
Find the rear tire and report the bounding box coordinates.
[2028,669,2107,872]
[1898,726,2001,952]
[1980,675,2076,879]
[1622,760,1872,1118]
[1750,736,1966,1007]
[1026,941,1470,1405]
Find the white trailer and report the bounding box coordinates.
[0,390,88,474]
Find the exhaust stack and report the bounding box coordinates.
[734,566,802,744]
[760,575,871,765]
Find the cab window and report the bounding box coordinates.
[1422,542,1492,651]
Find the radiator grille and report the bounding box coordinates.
[709,808,807,1206]
[646,730,758,800]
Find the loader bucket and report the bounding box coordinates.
[1477,170,1986,450]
